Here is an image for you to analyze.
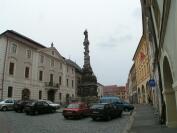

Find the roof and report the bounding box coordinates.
[65,59,82,73]
[132,35,145,60]
[97,82,104,86]
[0,30,46,48]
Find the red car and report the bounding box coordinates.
[62,102,90,119]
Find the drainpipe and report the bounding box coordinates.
[1,36,8,99]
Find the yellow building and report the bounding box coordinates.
[133,35,151,104]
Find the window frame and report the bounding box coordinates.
[25,66,30,78]
[8,86,13,98]
[11,43,17,54]
[26,49,32,59]
[9,62,15,75]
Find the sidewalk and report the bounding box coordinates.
[128,104,177,133]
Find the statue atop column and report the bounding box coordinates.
[78,30,98,99]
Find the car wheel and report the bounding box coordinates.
[124,108,129,112]
[92,117,97,121]
[106,115,111,121]
[2,106,7,111]
[118,111,122,117]
[51,109,56,113]
[34,110,38,115]
[64,116,69,119]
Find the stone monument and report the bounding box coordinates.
[78,30,98,103]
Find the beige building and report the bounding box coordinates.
[0,30,79,104]
[127,63,138,104]
[133,35,151,104]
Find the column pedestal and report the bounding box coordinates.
[163,89,177,127]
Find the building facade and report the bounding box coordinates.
[103,85,128,101]
[139,0,177,127]
[133,35,151,104]
[148,0,177,127]
[0,30,78,104]
[127,63,138,104]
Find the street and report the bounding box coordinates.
[0,111,130,133]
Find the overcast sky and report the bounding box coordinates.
[0,0,142,86]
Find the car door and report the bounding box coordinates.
[5,99,14,110]
[36,101,44,113]
[84,104,90,116]
[42,101,50,113]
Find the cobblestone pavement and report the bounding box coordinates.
[0,111,130,133]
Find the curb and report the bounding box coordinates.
[123,110,136,133]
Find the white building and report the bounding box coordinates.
[0,30,79,104]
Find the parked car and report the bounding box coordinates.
[24,100,56,115]
[14,100,35,113]
[90,103,122,121]
[99,96,124,112]
[63,102,90,119]
[42,100,61,110]
[0,99,16,111]
[121,101,134,112]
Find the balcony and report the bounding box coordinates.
[45,82,60,90]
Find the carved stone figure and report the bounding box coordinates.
[78,30,98,98]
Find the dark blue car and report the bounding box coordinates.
[99,96,134,112]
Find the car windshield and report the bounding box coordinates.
[26,101,36,106]
[67,104,80,108]
[46,101,53,104]
[100,99,120,103]
[91,104,105,109]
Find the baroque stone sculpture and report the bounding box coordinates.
[78,30,98,97]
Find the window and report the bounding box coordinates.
[67,66,69,72]
[25,67,30,78]
[52,51,54,55]
[27,49,31,58]
[8,86,13,98]
[39,91,42,99]
[60,62,62,69]
[51,59,54,67]
[72,80,74,88]
[59,76,62,85]
[39,71,43,81]
[66,79,69,87]
[50,74,53,84]
[9,62,14,75]
[40,55,44,63]
[11,43,17,53]
[72,68,74,74]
